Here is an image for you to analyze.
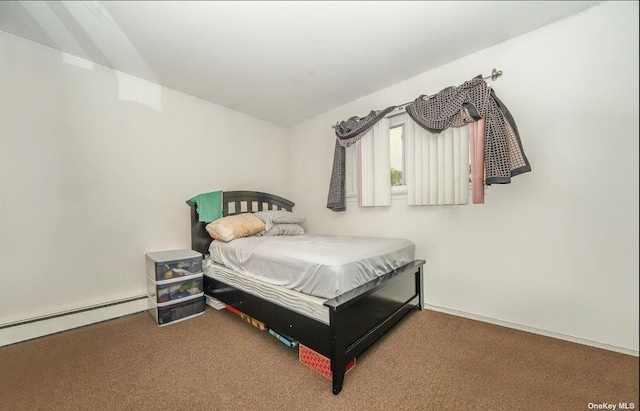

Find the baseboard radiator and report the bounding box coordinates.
[0,295,148,348]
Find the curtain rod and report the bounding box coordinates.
[394,68,503,108]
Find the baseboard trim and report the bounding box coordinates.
[424,304,639,357]
[0,295,149,348]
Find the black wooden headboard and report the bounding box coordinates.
[186,190,295,256]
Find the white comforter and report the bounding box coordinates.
[209,234,415,299]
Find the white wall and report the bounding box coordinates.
[287,1,639,352]
[0,33,288,325]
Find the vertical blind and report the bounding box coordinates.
[406,120,470,205]
[358,118,392,207]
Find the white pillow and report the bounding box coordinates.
[263,224,305,236]
[254,210,305,231]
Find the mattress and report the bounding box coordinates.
[208,234,415,299]
[204,260,330,324]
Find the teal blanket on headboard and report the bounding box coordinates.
[189,191,223,223]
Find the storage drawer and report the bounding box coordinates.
[146,249,202,281]
[148,296,205,326]
[147,273,204,304]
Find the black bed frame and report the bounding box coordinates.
[186,191,425,395]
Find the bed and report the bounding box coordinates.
[186,191,425,395]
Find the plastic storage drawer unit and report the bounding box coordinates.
[146,249,202,281]
[147,273,204,304]
[148,295,205,326]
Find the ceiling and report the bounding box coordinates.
[0,1,603,127]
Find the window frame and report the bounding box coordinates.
[388,112,408,196]
[345,110,409,200]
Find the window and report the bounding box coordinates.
[346,111,474,206]
[389,114,406,190]
[390,126,404,186]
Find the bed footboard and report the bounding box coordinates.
[204,259,424,395]
[324,259,425,395]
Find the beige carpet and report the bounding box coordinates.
[0,307,637,410]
